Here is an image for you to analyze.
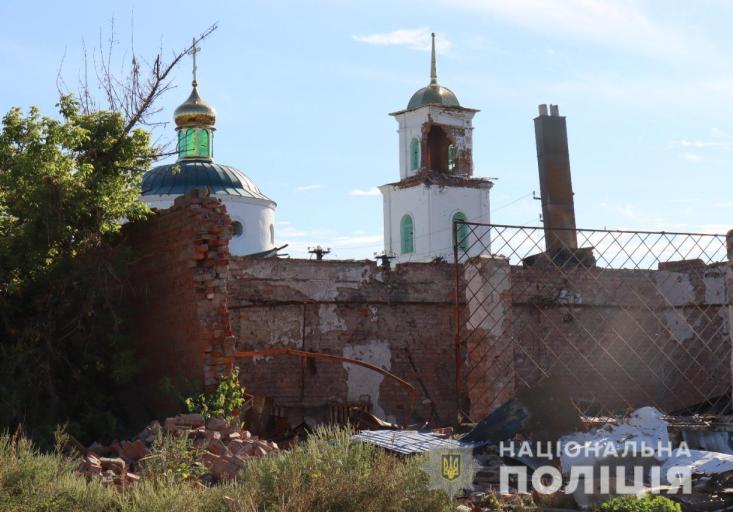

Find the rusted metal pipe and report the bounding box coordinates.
[227,348,418,428]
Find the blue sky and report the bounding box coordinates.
[1,0,732,258]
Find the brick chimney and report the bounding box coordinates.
[534,104,578,253]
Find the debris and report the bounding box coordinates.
[462,377,582,444]
[77,412,282,489]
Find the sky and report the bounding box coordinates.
[1,0,732,259]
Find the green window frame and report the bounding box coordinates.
[448,144,457,172]
[177,130,185,159]
[198,129,210,157]
[400,214,414,254]
[453,211,468,252]
[410,138,420,171]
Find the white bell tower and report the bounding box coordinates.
[379,34,492,263]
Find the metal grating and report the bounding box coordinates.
[453,222,730,420]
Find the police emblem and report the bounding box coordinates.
[421,448,479,501]
[442,454,461,481]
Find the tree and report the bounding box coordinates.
[0,24,216,444]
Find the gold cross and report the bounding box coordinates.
[191,37,200,86]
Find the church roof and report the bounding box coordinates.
[141,159,274,202]
[405,33,461,111]
[407,84,460,110]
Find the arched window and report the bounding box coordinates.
[410,138,420,171]
[453,212,468,252]
[198,129,210,157]
[448,144,457,172]
[185,129,196,157]
[400,214,414,254]
[270,224,275,245]
[232,221,244,238]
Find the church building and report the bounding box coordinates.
[379,34,492,263]
[140,47,277,257]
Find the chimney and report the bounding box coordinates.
[534,104,578,253]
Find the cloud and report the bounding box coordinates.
[349,187,381,197]
[681,152,702,162]
[295,184,323,192]
[671,139,733,150]
[352,28,452,52]
[443,0,706,61]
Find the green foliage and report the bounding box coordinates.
[0,96,156,445]
[599,495,682,512]
[184,368,246,421]
[139,431,205,483]
[0,428,450,512]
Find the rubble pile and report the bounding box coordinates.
[78,413,281,488]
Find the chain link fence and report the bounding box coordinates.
[453,222,730,421]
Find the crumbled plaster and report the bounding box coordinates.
[663,309,694,343]
[655,271,695,306]
[342,341,392,421]
[319,304,347,332]
[705,264,727,304]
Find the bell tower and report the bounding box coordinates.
[379,34,492,263]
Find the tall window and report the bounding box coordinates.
[198,129,210,157]
[453,211,468,252]
[448,144,457,172]
[400,214,414,254]
[410,138,420,171]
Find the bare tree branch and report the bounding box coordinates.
[58,18,218,159]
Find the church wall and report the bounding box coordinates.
[225,197,276,256]
[380,183,490,263]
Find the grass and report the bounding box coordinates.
[0,426,452,512]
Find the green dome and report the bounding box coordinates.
[142,159,273,202]
[174,84,216,128]
[407,84,460,110]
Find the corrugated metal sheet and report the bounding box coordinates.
[353,430,483,455]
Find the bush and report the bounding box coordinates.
[184,368,245,421]
[599,495,681,512]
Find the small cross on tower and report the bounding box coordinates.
[191,37,200,87]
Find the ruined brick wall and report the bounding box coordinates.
[122,190,234,415]
[226,258,458,425]
[464,258,730,418]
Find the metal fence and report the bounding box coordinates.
[453,222,730,420]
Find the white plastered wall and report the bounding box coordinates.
[379,182,491,263]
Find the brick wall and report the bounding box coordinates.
[120,195,731,423]
[122,190,234,415]
[462,256,730,418]
[226,258,458,425]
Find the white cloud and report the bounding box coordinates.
[352,28,452,52]
[295,184,323,192]
[671,139,733,150]
[681,152,702,162]
[349,187,381,197]
[444,0,706,61]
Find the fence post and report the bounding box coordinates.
[462,255,513,420]
[727,230,733,408]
